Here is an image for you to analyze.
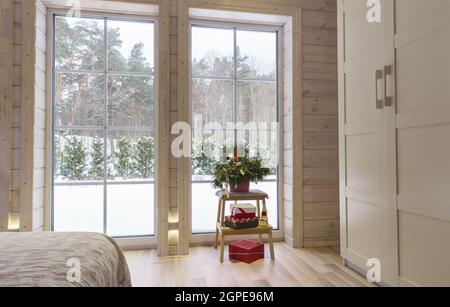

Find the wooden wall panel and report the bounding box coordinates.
[302,13,339,245]
[32,0,46,231]
[19,0,36,232]
[0,0,14,231]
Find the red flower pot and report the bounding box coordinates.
[230,179,250,193]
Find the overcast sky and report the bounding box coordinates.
[62,16,277,74]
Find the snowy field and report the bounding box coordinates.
[54,184,155,237]
[54,181,279,236]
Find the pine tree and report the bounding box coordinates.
[192,138,217,176]
[134,137,154,179]
[89,137,104,179]
[61,136,87,180]
[114,137,135,179]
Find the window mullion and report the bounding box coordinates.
[233,27,238,148]
[103,17,108,235]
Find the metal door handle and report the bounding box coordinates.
[384,65,393,107]
[375,69,383,109]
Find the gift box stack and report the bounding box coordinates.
[229,240,264,263]
[224,203,259,230]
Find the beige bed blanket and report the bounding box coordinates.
[0,232,131,287]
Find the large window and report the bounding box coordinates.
[52,15,155,237]
[191,24,280,234]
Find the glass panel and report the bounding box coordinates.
[54,129,105,183]
[107,184,154,237]
[192,27,234,78]
[55,16,105,71]
[108,76,154,127]
[54,72,105,127]
[192,136,235,177]
[107,20,154,73]
[54,185,104,233]
[236,30,277,80]
[191,179,279,233]
[107,130,154,182]
[237,81,277,124]
[192,78,234,126]
[251,179,279,229]
[192,183,224,233]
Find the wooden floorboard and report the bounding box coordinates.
[125,243,373,287]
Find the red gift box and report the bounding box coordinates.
[231,203,256,219]
[229,240,264,264]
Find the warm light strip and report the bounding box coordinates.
[168,230,179,246]
[8,213,20,231]
[168,208,179,224]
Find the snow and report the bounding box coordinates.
[54,184,155,237]
[54,180,279,236]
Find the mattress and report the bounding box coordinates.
[0,232,131,287]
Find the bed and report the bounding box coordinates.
[0,232,131,287]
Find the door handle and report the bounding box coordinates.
[375,69,384,109]
[384,65,393,107]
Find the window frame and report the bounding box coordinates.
[49,9,159,241]
[188,19,284,239]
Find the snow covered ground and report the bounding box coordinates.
[54,184,155,237]
[54,181,278,237]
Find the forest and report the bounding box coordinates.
[54,17,278,182]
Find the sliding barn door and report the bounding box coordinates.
[338,0,392,284]
[387,0,450,287]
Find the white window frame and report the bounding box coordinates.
[46,8,160,249]
[188,19,285,244]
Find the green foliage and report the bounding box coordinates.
[212,156,271,189]
[192,138,219,176]
[55,17,154,128]
[113,137,135,179]
[192,139,277,177]
[134,137,154,179]
[61,136,87,180]
[89,137,104,179]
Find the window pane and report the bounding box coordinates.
[251,179,279,229]
[237,30,277,80]
[55,16,105,71]
[54,185,104,233]
[192,136,234,177]
[107,184,154,237]
[192,27,234,78]
[237,81,277,124]
[192,78,234,126]
[108,76,154,127]
[192,183,222,233]
[107,130,154,181]
[54,72,105,127]
[233,131,278,175]
[191,179,279,233]
[107,20,154,73]
[54,129,105,183]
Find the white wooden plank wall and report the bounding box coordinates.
[0,0,14,231]
[33,0,46,231]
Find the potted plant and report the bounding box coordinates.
[212,154,271,193]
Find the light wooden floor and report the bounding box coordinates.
[125,243,373,287]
